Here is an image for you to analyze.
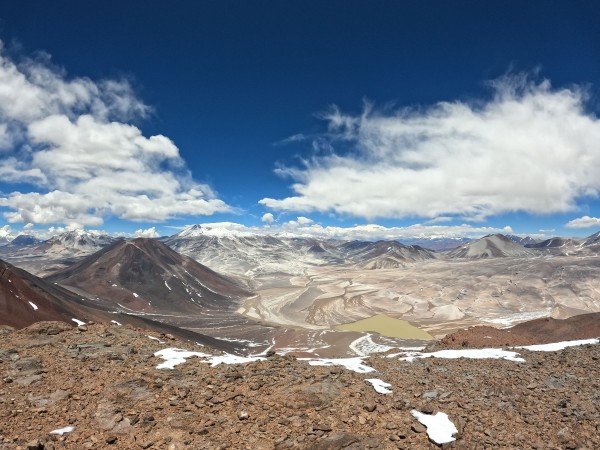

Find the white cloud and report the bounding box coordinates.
[5,223,145,241]
[565,216,600,229]
[260,75,600,221]
[0,123,11,149]
[1,191,104,226]
[0,41,232,226]
[424,216,453,224]
[133,226,160,238]
[286,223,514,241]
[10,225,85,241]
[261,212,275,223]
[182,220,515,241]
[276,133,308,145]
[0,224,12,238]
[284,216,315,228]
[296,216,313,225]
[0,223,58,241]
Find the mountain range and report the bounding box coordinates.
[6,226,600,279]
[0,229,117,276]
[2,225,600,358]
[161,225,439,279]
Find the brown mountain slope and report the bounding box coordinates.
[511,313,600,341]
[42,238,268,348]
[0,258,247,353]
[0,258,96,328]
[437,312,600,348]
[45,238,252,315]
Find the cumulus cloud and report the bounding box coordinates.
[424,216,453,224]
[0,224,12,238]
[0,223,58,241]
[296,216,314,225]
[182,220,517,241]
[4,223,151,241]
[260,75,600,221]
[0,123,11,149]
[0,41,232,226]
[261,212,275,223]
[565,216,600,228]
[285,223,515,241]
[133,226,160,238]
[285,216,315,228]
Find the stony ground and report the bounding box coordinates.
[1,322,599,449]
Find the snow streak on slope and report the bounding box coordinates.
[154,348,265,369]
[163,225,437,279]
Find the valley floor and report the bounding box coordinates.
[239,255,600,345]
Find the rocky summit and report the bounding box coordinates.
[1,321,599,449]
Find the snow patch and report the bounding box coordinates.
[164,281,171,290]
[154,348,209,369]
[394,348,525,362]
[299,357,375,373]
[391,339,600,364]
[71,318,86,326]
[110,320,122,326]
[132,292,139,298]
[366,378,393,394]
[28,301,38,311]
[147,335,166,344]
[349,333,394,357]
[516,338,600,352]
[49,426,75,435]
[206,354,265,366]
[216,336,263,347]
[153,347,265,369]
[481,309,552,327]
[412,410,457,444]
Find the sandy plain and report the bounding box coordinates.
[239,254,600,341]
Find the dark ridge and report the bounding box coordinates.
[1,258,248,354]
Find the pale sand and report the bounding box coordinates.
[237,255,600,350]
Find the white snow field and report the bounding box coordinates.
[412,410,458,444]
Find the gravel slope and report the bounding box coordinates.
[1,321,599,449]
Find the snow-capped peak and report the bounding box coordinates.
[176,223,256,239]
[176,224,206,238]
[0,227,16,246]
[44,229,115,252]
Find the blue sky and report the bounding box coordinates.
[1,1,600,240]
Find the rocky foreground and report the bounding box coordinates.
[1,322,599,450]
